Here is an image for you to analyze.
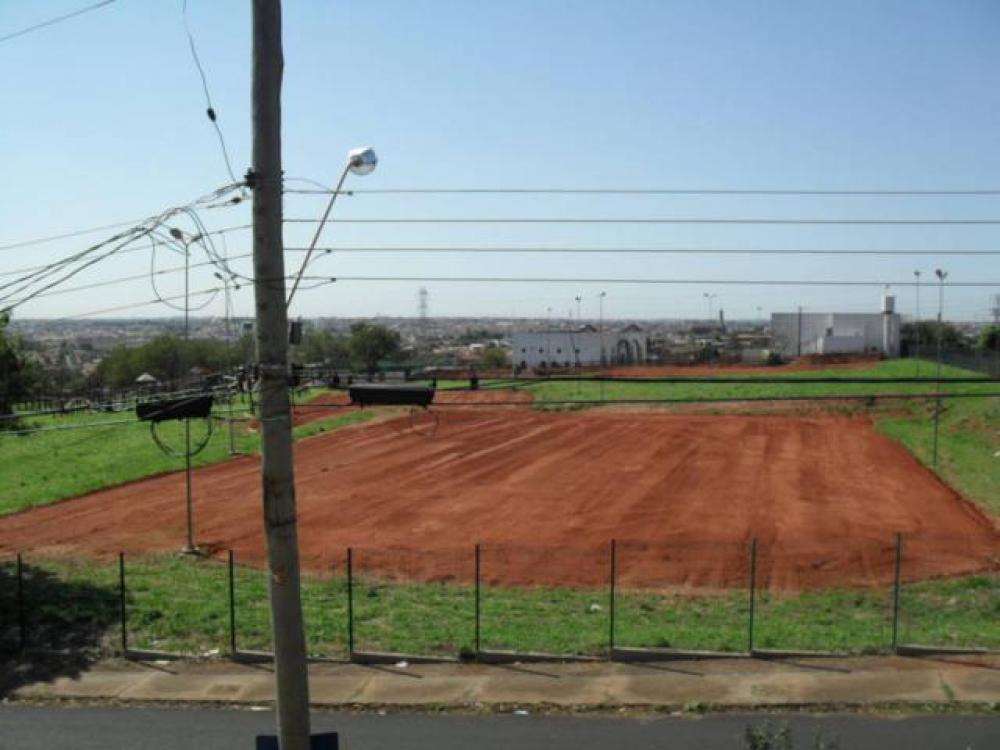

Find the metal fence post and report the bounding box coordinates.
[346,548,354,659]
[608,539,617,658]
[748,538,757,654]
[474,543,481,656]
[118,552,128,657]
[891,533,903,652]
[228,549,237,657]
[16,552,26,653]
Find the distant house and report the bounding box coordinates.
[511,326,647,369]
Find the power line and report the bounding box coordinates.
[304,275,1000,288]
[180,0,241,186]
[284,216,1000,226]
[0,218,149,252]
[0,0,116,45]
[0,193,245,254]
[285,245,1000,257]
[70,286,223,318]
[284,186,1000,197]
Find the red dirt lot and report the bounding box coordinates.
[1,410,995,589]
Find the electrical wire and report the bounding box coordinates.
[298,275,1000,288]
[282,245,1000,257]
[283,216,1000,225]
[283,186,1000,197]
[0,0,116,45]
[180,0,241,186]
[0,184,244,312]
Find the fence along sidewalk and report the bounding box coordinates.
[1,533,996,662]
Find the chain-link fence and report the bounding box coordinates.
[2,535,996,662]
[348,546,474,660]
[896,533,1000,652]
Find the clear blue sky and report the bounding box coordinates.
[1,0,998,322]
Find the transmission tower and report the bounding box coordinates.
[418,286,429,332]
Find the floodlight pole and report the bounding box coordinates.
[251,1,312,748]
[176,230,197,555]
[932,270,947,468]
[913,270,921,378]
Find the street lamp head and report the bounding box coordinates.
[935,269,947,281]
[914,270,921,278]
[347,146,378,176]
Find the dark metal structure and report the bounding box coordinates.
[136,395,214,423]
[348,384,435,408]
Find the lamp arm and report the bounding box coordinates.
[286,161,353,307]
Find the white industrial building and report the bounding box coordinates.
[512,325,647,368]
[770,293,901,358]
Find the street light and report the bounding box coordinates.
[932,268,947,467]
[287,146,378,306]
[703,292,717,322]
[598,292,607,365]
[598,291,607,401]
[167,227,201,555]
[914,270,922,377]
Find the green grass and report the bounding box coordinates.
[877,395,1000,514]
[2,554,995,658]
[0,392,375,516]
[521,359,996,405]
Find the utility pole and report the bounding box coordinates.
[251,2,311,748]
[932,269,947,468]
[991,293,1000,379]
[913,270,921,378]
[796,305,803,358]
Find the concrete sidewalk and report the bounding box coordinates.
[7,655,1000,709]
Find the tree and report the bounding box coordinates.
[480,345,508,369]
[292,328,350,367]
[979,325,1000,352]
[348,323,400,374]
[0,313,40,422]
[94,333,241,389]
[900,321,967,353]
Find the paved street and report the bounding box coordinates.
[0,706,998,749]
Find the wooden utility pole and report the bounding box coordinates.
[251,1,311,747]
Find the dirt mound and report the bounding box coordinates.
[1,410,995,590]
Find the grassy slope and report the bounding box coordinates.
[0,393,374,516]
[2,554,995,657]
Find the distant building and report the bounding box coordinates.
[770,293,901,358]
[512,325,647,368]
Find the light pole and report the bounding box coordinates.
[703,292,716,323]
[287,146,378,308]
[914,270,922,377]
[932,269,947,468]
[169,227,199,555]
[598,291,607,401]
[546,306,552,368]
[575,295,582,325]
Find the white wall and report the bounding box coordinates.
[770,312,900,357]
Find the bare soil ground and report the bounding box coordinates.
[2,409,995,590]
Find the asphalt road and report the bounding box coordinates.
[0,706,998,749]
